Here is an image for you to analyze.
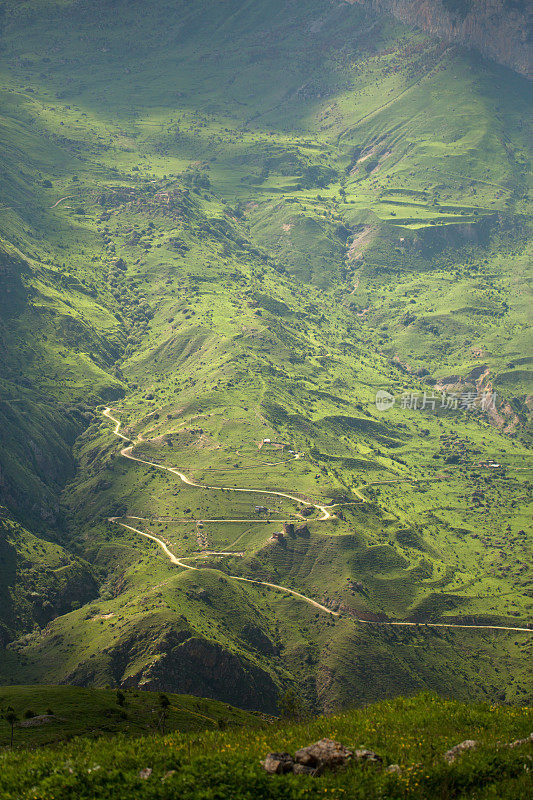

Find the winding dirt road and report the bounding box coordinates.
[103,408,332,520]
[109,518,339,616]
[104,407,338,616]
[103,408,532,634]
[49,195,75,208]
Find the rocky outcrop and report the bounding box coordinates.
[444,739,478,763]
[283,522,295,536]
[262,738,382,776]
[135,635,279,712]
[294,739,355,768]
[263,734,533,780]
[346,0,532,78]
[93,623,280,713]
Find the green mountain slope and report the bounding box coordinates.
[0,0,531,711]
[0,512,96,645]
[0,685,262,748]
[1,693,532,799]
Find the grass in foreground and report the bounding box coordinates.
[0,694,531,799]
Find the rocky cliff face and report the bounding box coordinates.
[63,622,280,713]
[346,0,531,78]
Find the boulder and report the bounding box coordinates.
[386,763,402,774]
[444,740,478,763]
[262,739,383,777]
[503,732,533,749]
[294,738,353,769]
[292,763,316,775]
[354,748,383,764]
[261,753,294,774]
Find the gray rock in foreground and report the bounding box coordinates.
[263,730,533,778]
[444,740,478,763]
[262,738,383,776]
[261,753,295,774]
[354,747,383,764]
[504,732,533,749]
[294,738,353,769]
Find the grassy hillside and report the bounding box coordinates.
[0,685,263,748]
[0,510,97,642]
[0,694,532,799]
[0,0,531,712]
